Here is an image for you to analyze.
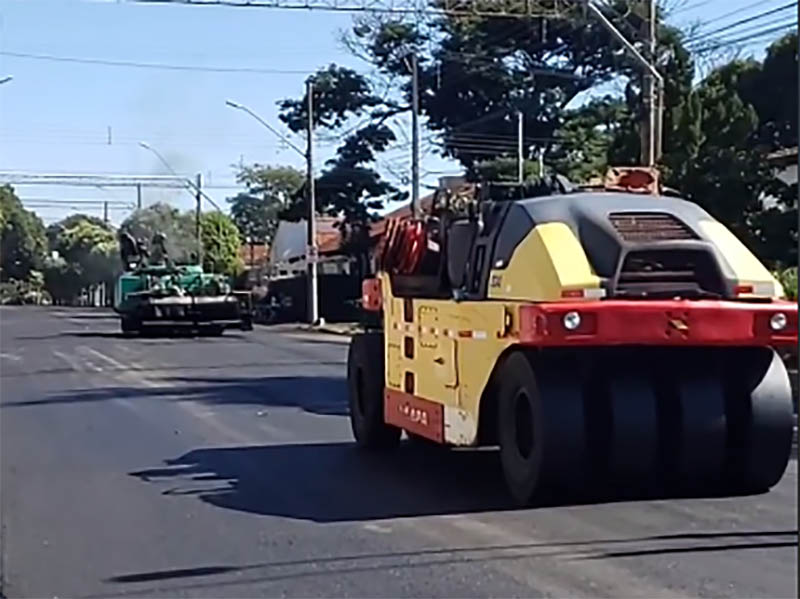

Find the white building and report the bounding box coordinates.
[268,217,351,279]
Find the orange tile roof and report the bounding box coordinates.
[239,244,270,265]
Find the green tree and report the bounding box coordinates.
[279,65,406,230]
[45,216,119,303]
[739,32,798,151]
[43,256,83,305]
[0,185,47,282]
[549,96,630,182]
[663,36,798,266]
[200,212,243,276]
[228,164,304,248]
[546,31,796,266]
[120,202,198,263]
[339,1,689,179]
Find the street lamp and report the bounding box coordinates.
[137,141,221,211]
[226,98,319,325]
[0,76,12,85]
[138,140,221,265]
[225,100,305,157]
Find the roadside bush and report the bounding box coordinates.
[776,267,798,301]
[0,276,46,305]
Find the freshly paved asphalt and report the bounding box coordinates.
[0,306,796,598]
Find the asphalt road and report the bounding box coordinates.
[0,306,797,599]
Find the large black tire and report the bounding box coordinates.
[347,333,401,450]
[606,366,659,486]
[580,351,659,493]
[653,349,728,489]
[497,351,587,505]
[724,347,794,492]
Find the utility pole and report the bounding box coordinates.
[517,111,524,184]
[538,147,545,178]
[641,0,657,166]
[136,183,142,210]
[306,80,319,325]
[585,2,663,167]
[195,173,202,264]
[410,52,420,219]
[103,201,108,224]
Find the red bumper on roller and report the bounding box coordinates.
[517,299,798,347]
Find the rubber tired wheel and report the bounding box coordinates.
[724,347,794,492]
[580,350,659,492]
[653,350,728,489]
[606,366,659,484]
[497,351,587,505]
[347,333,401,450]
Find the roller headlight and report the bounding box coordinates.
[770,312,787,332]
[562,311,582,331]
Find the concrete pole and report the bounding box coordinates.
[195,173,203,264]
[640,0,657,166]
[517,111,524,183]
[306,80,319,324]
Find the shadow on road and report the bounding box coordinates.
[4,375,349,417]
[129,441,786,523]
[130,442,510,521]
[52,312,116,320]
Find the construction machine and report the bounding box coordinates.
[113,232,253,336]
[346,168,797,505]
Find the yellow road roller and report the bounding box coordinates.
[346,173,797,505]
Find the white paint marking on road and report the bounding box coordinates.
[0,352,21,361]
[52,350,85,373]
[80,347,262,444]
[117,355,297,443]
[113,343,137,356]
[363,523,393,534]
[80,348,161,388]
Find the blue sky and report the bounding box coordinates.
[0,0,793,226]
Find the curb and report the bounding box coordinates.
[297,323,360,337]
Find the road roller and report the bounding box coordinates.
[346,171,797,505]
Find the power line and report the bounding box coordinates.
[694,16,798,44]
[690,22,796,53]
[684,2,796,44]
[0,50,312,75]
[20,198,133,205]
[709,0,786,24]
[132,0,567,18]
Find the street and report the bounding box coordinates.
[0,306,796,598]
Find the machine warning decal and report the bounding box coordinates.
[384,388,444,443]
[490,274,502,288]
[399,402,429,426]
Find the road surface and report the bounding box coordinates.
[0,306,796,598]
